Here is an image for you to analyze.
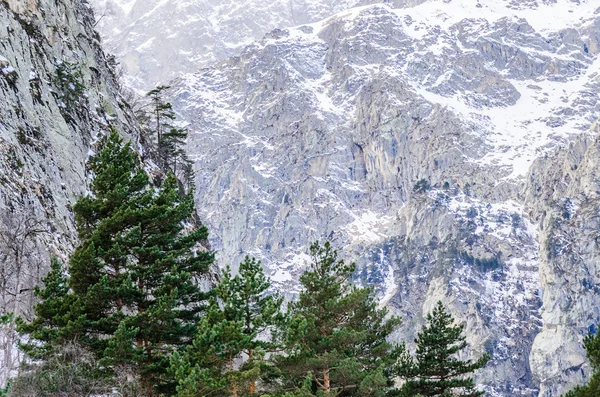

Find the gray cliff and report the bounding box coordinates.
[90,0,383,91]
[0,0,136,383]
[167,2,600,396]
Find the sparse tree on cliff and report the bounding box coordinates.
[391,301,489,397]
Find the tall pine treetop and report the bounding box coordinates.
[172,256,284,397]
[393,301,489,397]
[19,130,214,396]
[276,241,402,397]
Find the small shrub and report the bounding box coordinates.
[52,61,85,109]
[7,342,138,397]
[457,250,502,273]
[413,178,431,193]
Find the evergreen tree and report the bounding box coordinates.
[172,256,283,397]
[563,329,600,397]
[170,297,247,397]
[16,258,84,360]
[145,85,191,176]
[392,301,489,397]
[18,131,214,395]
[274,241,401,397]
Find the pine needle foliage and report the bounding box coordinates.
[392,301,489,397]
[171,256,283,397]
[18,130,214,395]
[16,259,84,360]
[274,241,401,397]
[145,85,191,178]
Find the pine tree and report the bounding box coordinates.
[145,85,191,176]
[563,329,600,397]
[274,241,401,397]
[18,131,214,395]
[170,297,248,397]
[172,256,284,397]
[392,301,489,397]
[16,258,84,360]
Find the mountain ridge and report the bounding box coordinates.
[81,0,600,395]
[164,2,600,395]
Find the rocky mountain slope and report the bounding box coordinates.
[90,0,387,91]
[0,0,136,383]
[162,1,600,396]
[6,0,599,395]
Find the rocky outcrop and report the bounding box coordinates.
[525,133,600,396]
[0,0,136,382]
[168,2,600,396]
[90,0,376,91]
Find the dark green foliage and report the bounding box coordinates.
[456,251,502,273]
[413,179,431,193]
[170,297,246,397]
[18,131,214,395]
[1,312,12,325]
[145,86,192,180]
[53,61,85,108]
[563,376,600,397]
[0,382,8,397]
[392,301,489,397]
[275,241,402,397]
[172,256,283,396]
[16,259,84,360]
[563,330,600,397]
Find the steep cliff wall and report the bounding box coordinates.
[0,0,136,381]
[168,2,600,396]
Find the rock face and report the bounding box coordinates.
[0,0,136,382]
[90,0,381,91]
[166,1,600,396]
[3,0,600,395]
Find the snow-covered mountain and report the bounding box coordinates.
[166,1,600,396]
[92,0,600,395]
[91,0,380,91]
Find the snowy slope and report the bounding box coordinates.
[91,0,371,91]
[168,1,600,396]
[89,0,600,395]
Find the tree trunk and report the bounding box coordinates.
[323,367,330,393]
[249,348,256,394]
[231,351,238,397]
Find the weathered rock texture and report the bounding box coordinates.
[90,0,381,91]
[4,0,600,396]
[0,0,136,383]
[165,1,600,396]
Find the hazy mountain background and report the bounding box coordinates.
[2,0,600,395]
